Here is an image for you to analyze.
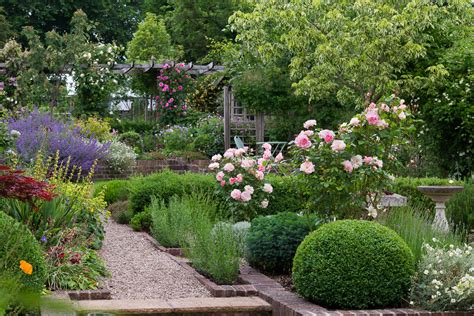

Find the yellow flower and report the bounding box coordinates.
[19,260,33,275]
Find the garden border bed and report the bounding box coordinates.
[144,233,471,316]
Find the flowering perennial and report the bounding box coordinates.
[210,144,281,220]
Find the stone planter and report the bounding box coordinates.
[417,185,464,232]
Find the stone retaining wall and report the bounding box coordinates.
[94,159,209,180]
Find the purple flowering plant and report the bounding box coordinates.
[9,110,110,174]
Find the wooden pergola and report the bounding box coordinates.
[0,61,264,148]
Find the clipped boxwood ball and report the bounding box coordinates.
[246,212,314,274]
[0,212,47,292]
[292,220,415,309]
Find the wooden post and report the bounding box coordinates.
[224,86,231,150]
[256,111,265,143]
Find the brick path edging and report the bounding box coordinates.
[68,290,111,300]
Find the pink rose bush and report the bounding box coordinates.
[156,63,193,124]
[290,98,413,218]
[210,144,282,220]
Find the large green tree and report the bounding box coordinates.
[229,0,472,106]
[167,0,241,62]
[0,0,141,46]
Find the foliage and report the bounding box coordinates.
[447,182,474,233]
[1,0,140,46]
[290,99,414,219]
[9,110,109,175]
[410,242,473,311]
[128,171,216,214]
[46,245,108,290]
[229,0,472,106]
[118,131,143,153]
[379,205,466,263]
[130,209,152,232]
[0,212,47,292]
[151,194,217,248]
[108,201,132,225]
[293,220,415,309]
[0,165,55,204]
[156,63,194,125]
[245,212,316,274]
[185,215,242,285]
[95,179,132,204]
[0,7,14,47]
[103,140,137,174]
[75,117,113,142]
[264,175,306,216]
[167,0,241,62]
[190,74,224,113]
[109,119,157,135]
[126,13,182,63]
[159,125,193,154]
[190,115,225,157]
[210,144,282,221]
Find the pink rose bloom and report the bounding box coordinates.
[295,132,312,149]
[242,146,249,153]
[351,155,363,169]
[304,130,314,136]
[223,149,235,159]
[241,159,255,168]
[364,156,373,165]
[365,110,379,125]
[229,178,237,185]
[331,140,346,152]
[318,129,335,143]
[208,162,219,170]
[398,112,406,120]
[393,106,398,112]
[263,150,272,160]
[236,174,243,183]
[260,199,269,208]
[258,165,265,172]
[216,171,225,181]
[399,103,407,110]
[178,85,183,91]
[303,119,317,129]
[262,143,272,151]
[349,117,360,126]
[223,163,235,172]
[300,161,315,174]
[380,103,390,112]
[275,153,284,163]
[255,171,264,180]
[244,185,254,194]
[220,180,226,187]
[373,158,383,168]
[230,189,242,200]
[368,102,377,110]
[263,183,273,193]
[241,190,252,202]
[376,120,389,128]
[235,148,246,157]
[343,160,353,173]
[212,154,222,162]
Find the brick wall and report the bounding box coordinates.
[94,159,210,180]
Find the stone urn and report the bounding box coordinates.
[417,186,464,232]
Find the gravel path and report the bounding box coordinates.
[99,219,211,299]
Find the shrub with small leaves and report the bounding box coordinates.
[410,242,473,311]
[103,140,137,174]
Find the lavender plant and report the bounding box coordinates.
[8,110,109,174]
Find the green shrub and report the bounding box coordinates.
[265,175,305,215]
[118,131,143,153]
[108,201,133,224]
[130,209,152,232]
[186,219,242,285]
[446,182,474,233]
[110,119,156,135]
[129,171,215,214]
[293,220,415,309]
[246,212,316,274]
[151,194,217,248]
[94,179,132,204]
[0,212,47,292]
[379,205,466,262]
